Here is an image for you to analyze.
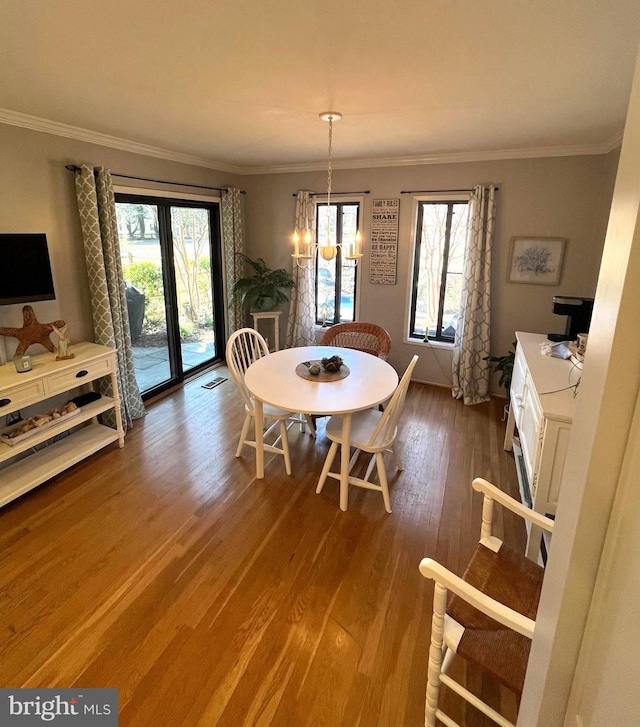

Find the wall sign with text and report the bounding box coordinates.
[369,198,399,285]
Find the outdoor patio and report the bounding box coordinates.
[132,340,216,392]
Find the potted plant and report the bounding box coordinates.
[484,342,516,399]
[231,254,295,311]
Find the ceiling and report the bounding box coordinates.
[1,0,639,173]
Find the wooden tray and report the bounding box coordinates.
[295,360,350,382]
[0,407,82,447]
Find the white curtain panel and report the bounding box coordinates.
[285,191,317,348]
[74,165,146,429]
[221,187,245,336]
[451,184,497,405]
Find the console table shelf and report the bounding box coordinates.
[0,424,120,508]
[0,396,115,462]
[0,342,125,508]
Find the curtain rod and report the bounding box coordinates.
[400,187,499,194]
[291,190,371,197]
[65,165,246,194]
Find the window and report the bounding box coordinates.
[315,201,360,325]
[409,199,469,342]
[115,194,225,396]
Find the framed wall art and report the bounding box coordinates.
[369,198,399,285]
[507,236,566,285]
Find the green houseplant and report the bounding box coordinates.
[231,254,295,311]
[484,341,516,396]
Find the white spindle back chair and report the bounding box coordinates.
[419,477,555,727]
[226,328,314,476]
[316,355,419,512]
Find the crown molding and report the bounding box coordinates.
[243,137,625,175]
[0,107,623,177]
[600,131,625,153]
[0,108,242,175]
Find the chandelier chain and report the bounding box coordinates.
[327,116,333,241]
[291,112,361,267]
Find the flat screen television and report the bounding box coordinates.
[0,234,56,305]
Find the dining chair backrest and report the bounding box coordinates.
[319,322,392,360]
[366,355,419,449]
[226,328,270,412]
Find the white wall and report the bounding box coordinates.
[518,45,640,726]
[0,122,242,356]
[241,153,618,388]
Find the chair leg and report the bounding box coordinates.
[316,441,339,494]
[376,452,392,513]
[425,582,448,727]
[236,414,252,457]
[391,442,403,471]
[304,414,316,438]
[279,420,292,476]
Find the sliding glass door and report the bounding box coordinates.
[115,195,224,396]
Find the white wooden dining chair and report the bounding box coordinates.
[316,354,418,512]
[419,477,555,727]
[226,328,314,475]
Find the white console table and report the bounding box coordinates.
[0,342,124,508]
[504,332,579,559]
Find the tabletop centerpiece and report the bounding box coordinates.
[296,354,350,382]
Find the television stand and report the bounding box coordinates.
[0,342,125,508]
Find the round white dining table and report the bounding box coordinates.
[244,345,399,511]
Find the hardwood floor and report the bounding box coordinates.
[0,371,523,726]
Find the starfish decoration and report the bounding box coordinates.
[0,305,66,357]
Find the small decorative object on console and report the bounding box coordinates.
[13,355,32,373]
[1,402,79,446]
[577,333,588,356]
[0,305,66,357]
[52,323,75,361]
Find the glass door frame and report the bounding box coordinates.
[116,192,225,399]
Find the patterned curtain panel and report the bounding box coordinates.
[221,187,245,336]
[451,184,497,405]
[74,166,146,429]
[285,191,317,348]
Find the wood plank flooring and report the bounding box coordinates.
[0,371,523,726]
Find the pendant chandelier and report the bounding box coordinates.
[292,112,363,268]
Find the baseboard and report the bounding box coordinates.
[411,377,452,389]
[410,378,509,400]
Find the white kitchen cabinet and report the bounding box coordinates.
[0,342,125,508]
[504,332,578,559]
